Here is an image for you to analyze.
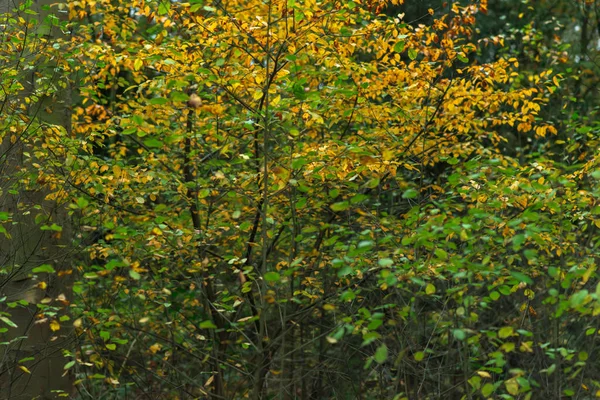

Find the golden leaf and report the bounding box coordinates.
[476,371,491,378]
[149,343,162,354]
[50,320,60,332]
[19,365,31,374]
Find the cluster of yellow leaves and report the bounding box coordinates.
[55,1,566,301]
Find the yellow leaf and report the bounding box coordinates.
[149,343,162,354]
[19,365,31,374]
[253,90,263,100]
[505,378,519,395]
[498,326,513,339]
[477,371,492,378]
[425,283,436,295]
[553,75,560,87]
[134,58,143,71]
[271,95,281,106]
[501,342,515,352]
[520,341,534,353]
[50,320,60,332]
[204,375,214,388]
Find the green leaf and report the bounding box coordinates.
[264,272,281,282]
[366,178,380,188]
[330,201,350,211]
[402,189,418,199]
[512,233,526,249]
[0,316,17,328]
[148,97,168,105]
[374,344,388,364]
[76,197,89,208]
[158,1,170,15]
[358,240,373,249]
[292,157,308,169]
[481,383,495,396]
[122,128,138,135]
[40,223,62,232]
[414,351,424,361]
[64,361,76,370]
[570,290,589,308]
[425,283,436,295]
[457,53,469,63]
[337,266,353,278]
[143,138,163,148]
[368,319,383,331]
[199,320,217,329]
[32,264,55,274]
[170,91,189,102]
[452,329,466,341]
[408,48,418,60]
[340,290,355,301]
[190,3,204,12]
[198,188,211,199]
[434,248,447,260]
[394,41,405,53]
[361,332,380,346]
[129,270,141,280]
[468,376,481,390]
[105,343,116,351]
[544,363,556,375]
[350,194,368,204]
[489,291,500,301]
[378,258,393,267]
[586,328,596,336]
[498,326,513,339]
[509,271,533,285]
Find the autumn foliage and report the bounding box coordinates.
[1,0,600,398]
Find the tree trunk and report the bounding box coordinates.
[0,0,74,398]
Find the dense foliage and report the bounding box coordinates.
[1,0,600,399]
